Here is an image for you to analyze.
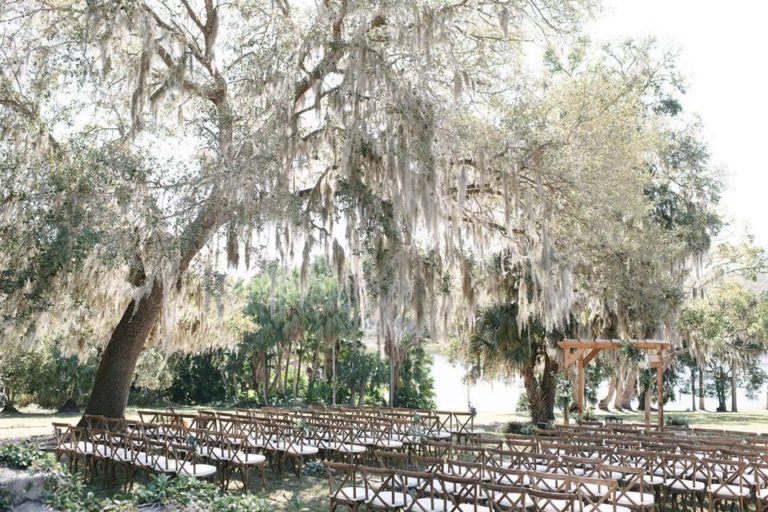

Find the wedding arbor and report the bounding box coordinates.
[559,339,670,429]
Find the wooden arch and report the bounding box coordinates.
[558,338,671,429]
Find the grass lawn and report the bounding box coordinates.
[4,405,768,440]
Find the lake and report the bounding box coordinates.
[430,352,768,413]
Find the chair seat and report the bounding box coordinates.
[230,453,267,465]
[435,480,465,495]
[336,443,367,454]
[377,439,404,449]
[414,497,451,512]
[617,491,654,507]
[334,486,369,502]
[582,483,611,497]
[93,445,112,458]
[643,475,664,486]
[63,441,94,454]
[368,492,413,508]
[179,463,217,479]
[113,448,150,465]
[708,484,750,498]
[286,445,319,456]
[667,479,706,492]
[317,441,340,450]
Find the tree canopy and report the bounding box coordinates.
[0,0,728,419]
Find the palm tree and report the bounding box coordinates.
[313,299,359,405]
[468,303,559,424]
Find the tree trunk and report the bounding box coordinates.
[731,362,738,413]
[80,281,165,423]
[613,366,625,411]
[698,366,705,411]
[385,334,400,407]
[716,367,727,412]
[263,351,270,404]
[250,350,265,401]
[598,375,616,411]
[618,367,637,410]
[271,349,282,393]
[332,342,337,406]
[690,367,696,411]
[293,348,303,400]
[524,353,558,424]
[282,342,291,395]
[308,348,319,390]
[357,386,366,406]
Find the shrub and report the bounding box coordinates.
[515,392,528,413]
[666,415,689,427]
[500,421,535,435]
[0,443,270,512]
[0,442,44,470]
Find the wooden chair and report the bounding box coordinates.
[363,466,413,511]
[703,458,749,512]
[482,482,530,511]
[155,441,217,481]
[599,463,654,511]
[433,472,489,512]
[401,469,439,511]
[659,452,705,511]
[504,434,537,453]
[52,423,78,472]
[323,460,368,512]
[218,432,267,490]
[572,475,619,512]
[527,487,578,512]
[753,463,768,512]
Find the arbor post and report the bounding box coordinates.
[657,348,664,431]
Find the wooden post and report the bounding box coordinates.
[644,388,651,426]
[577,356,585,417]
[657,348,664,431]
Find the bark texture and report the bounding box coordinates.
[598,375,616,411]
[523,353,558,424]
[80,282,165,423]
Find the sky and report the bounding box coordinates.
[591,0,768,249]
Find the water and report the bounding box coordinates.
[431,352,768,413]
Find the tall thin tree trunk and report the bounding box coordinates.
[293,348,303,400]
[731,362,738,413]
[308,348,319,390]
[251,351,263,400]
[263,352,270,404]
[271,349,282,393]
[332,342,337,406]
[690,367,696,411]
[698,366,705,411]
[385,334,400,407]
[282,342,291,395]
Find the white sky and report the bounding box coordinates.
[591,0,768,248]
